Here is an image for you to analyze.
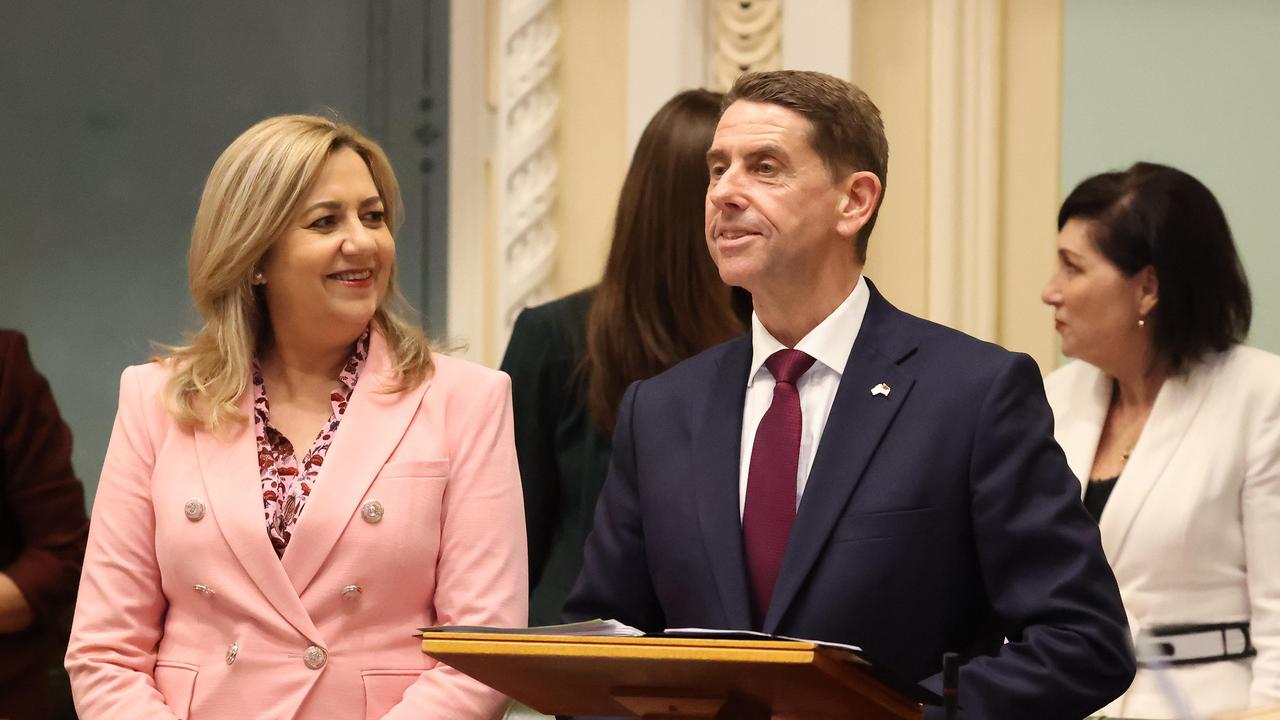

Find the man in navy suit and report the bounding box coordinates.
[564,71,1135,718]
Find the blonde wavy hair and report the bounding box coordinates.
[162,114,433,432]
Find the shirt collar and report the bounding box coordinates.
[747,274,870,386]
[336,327,371,395]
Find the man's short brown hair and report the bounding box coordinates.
[724,70,889,260]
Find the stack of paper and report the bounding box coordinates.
[420,618,644,637]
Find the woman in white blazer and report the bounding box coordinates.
[1042,162,1280,718]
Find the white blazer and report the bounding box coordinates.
[1045,345,1280,718]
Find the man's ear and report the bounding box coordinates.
[835,170,882,240]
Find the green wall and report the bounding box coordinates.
[1063,0,1280,353]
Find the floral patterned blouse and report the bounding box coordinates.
[253,329,370,558]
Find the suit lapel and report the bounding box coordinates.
[764,286,916,633]
[280,331,430,596]
[195,395,322,642]
[1097,361,1212,563]
[692,337,754,629]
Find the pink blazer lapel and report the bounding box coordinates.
[193,393,324,643]
[279,331,431,596]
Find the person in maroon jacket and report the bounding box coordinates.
[0,330,88,719]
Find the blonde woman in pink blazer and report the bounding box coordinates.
[66,115,527,719]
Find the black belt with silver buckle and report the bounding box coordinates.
[1136,622,1257,667]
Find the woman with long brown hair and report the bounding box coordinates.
[501,89,747,626]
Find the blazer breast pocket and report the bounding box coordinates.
[830,507,937,544]
[361,465,450,566]
[378,458,450,480]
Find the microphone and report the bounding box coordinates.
[942,652,960,720]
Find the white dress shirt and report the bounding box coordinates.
[738,275,870,517]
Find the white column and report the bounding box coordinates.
[781,0,853,80]
[447,0,492,361]
[626,0,708,156]
[927,0,1001,341]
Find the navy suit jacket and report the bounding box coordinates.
[565,281,1135,719]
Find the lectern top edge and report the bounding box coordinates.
[421,631,819,652]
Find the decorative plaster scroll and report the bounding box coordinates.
[711,0,782,91]
[494,0,560,355]
[927,0,1001,342]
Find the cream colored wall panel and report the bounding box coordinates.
[853,0,931,318]
[853,0,1060,372]
[553,0,628,300]
[1000,0,1061,372]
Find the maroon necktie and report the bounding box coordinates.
[743,348,816,627]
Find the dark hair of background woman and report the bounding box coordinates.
[583,89,746,433]
[1058,161,1251,375]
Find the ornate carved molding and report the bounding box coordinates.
[494,0,560,355]
[710,0,782,91]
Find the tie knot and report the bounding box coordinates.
[764,349,816,386]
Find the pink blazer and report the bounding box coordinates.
[66,332,527,719]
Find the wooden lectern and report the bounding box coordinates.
[422,633,925,719]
